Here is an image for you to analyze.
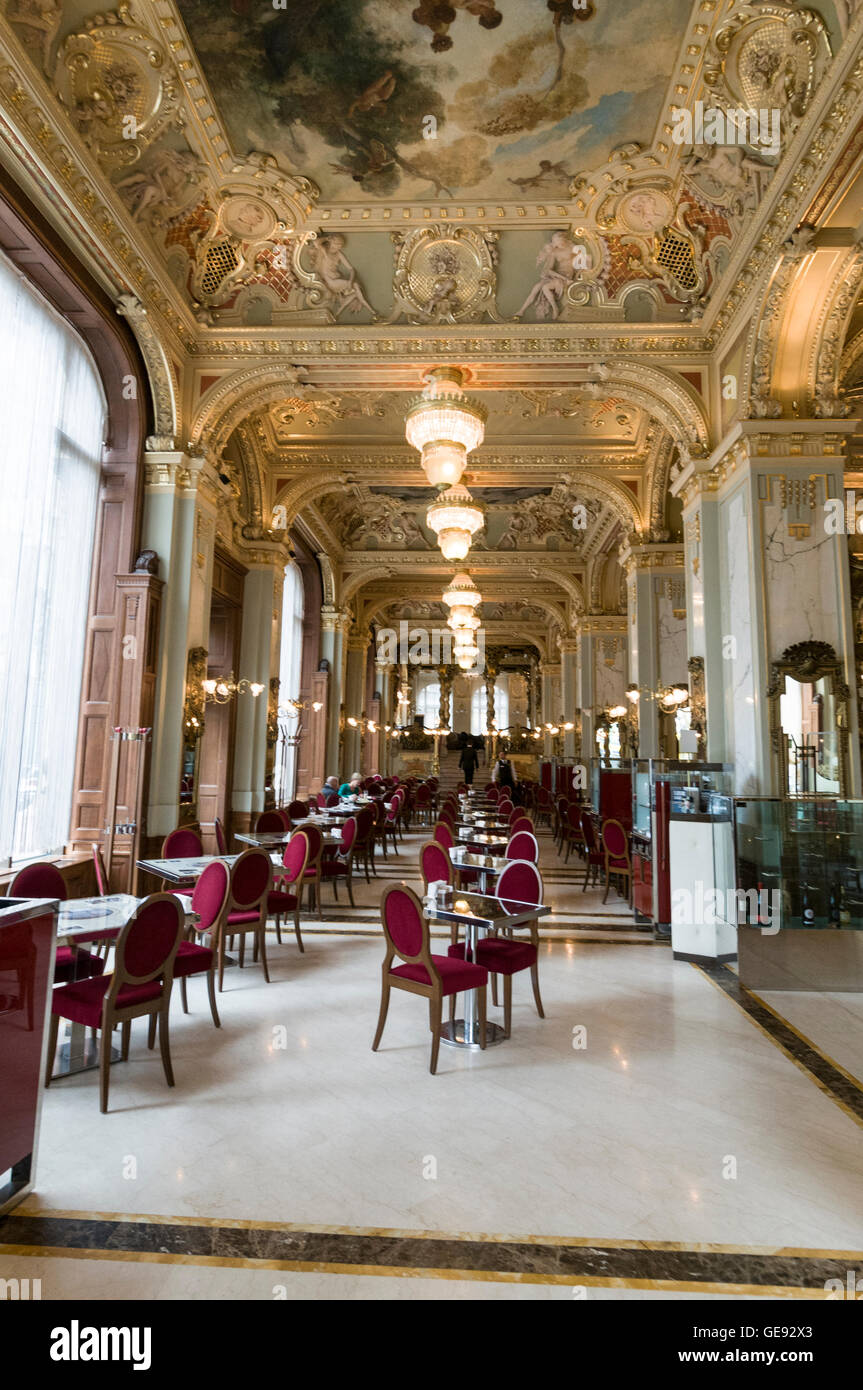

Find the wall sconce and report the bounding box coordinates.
[202,672,265,704]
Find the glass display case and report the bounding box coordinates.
[734,798,863,930]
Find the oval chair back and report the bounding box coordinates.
[275,809,293,831]
[316,791,329,809]
[486,785,500,801]
[298,822,324,919]
[496,859,543,912]
[580,810,598,852]
[214,818,229,855]
[602,819,629,861]
[287,799,308,820]
[191,859,231,935]
[339,815,358,856]
[255,810,284,833]
[420,840,452,892]
[281,830,311,885]
[228,848,272,911]
[355,805,376,883]
[162,827,203,859]
[10,861,67,901]
[506,830,539,864]
[508,805,522,824]
[380,884,428,965]
[510,815,534,837]
[498,799,514,815]
[433,821,454,850]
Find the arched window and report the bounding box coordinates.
[414,676,452,730]
[0,250,106,865]
[470,678,509,734]
[274,561,305,802]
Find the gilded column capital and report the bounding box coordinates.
[143,451,205,494]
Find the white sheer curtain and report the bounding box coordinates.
[274,562,305,803]
[0,250,106,866]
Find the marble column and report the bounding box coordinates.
[320,606,350,777]
[539,662,560,759]
[621,544,686,759]
[672,420,861,795]
[343,632,369,774]
[375,660,393,775]
[141,452,205,837]
[232,562,281,831]
[559,637,579,759]
[578,616,629,762]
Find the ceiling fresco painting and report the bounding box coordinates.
[174,0,692,204]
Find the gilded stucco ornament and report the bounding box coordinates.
[703,2,832,153]
[387,225,501,325]
[53,5,185,172]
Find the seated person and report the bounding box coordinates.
[322,775,340,805]
[338,771,362,798]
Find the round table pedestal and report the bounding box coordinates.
[441,1019,507,1049]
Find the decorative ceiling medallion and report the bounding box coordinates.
[387,225,501,325]
[704,2,831,153]
[190,184,298,310]
[618,189,675,236]
[54,4,184,171]
[220,195,277,243]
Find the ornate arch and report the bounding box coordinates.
[810,248,863,415]
[188,363,314,455]
[603,360,711,452]
[116,294,180,447]
[559,470,645,536]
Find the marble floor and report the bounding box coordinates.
[2,824,862,1300]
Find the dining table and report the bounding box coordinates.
[455,829,509,851]
[137,854,241,884]
[423,889,551,1049]
[235,831,289,849]
[448,846,508,892]
[53,893,199,1079]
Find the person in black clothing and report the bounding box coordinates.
[458,741,479,786]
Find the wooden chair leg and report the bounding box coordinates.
[99,1023,111,1113]
[218,934,226,994]
[491,973,499,1007]
[274,915,283,944]
[158,1003,175,1088]
[583,859,592,891]
[258,925,271,983]
[120,1019,131,1059]
[372,979,390,1050]
[502,974,512,1038]
[602,867,611,904]
[530,961,545,1019]
[294,907,304,953]
[238,933,246,968]
[180,976,189,1014]
[44,1012,60,1086]
[429,995,442,1075]
[478,986,487,1049]
[206,969,221,1028]
[332,878,338,901]
[147,1013,157,1049]
[346,870,355,907]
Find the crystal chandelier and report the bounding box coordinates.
[426,484,485,561]
[405,367,486,488]
[442,572,482,611]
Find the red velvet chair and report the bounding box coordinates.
[299,822,325,917]
[580,811,604,890]
[320,816,358,906]
[171,858,230,1027]
[373,884,487,1074]
[506,830,539,864]
[510,815,534,837]
[601,819,632,905]
[224,849,272,985]
[564,803,586,863]
[414,783,433,825]
[420,840,452,893]
[255,810,284,833]
[382,792,402,857]
[287,799,308,821]
[160,827,203,892]
[354,805,376,883]
[268,830,310,950]
[46,893,184,1113]
[275,808,293,831]
[486,785,500,801]
[10,862,106,984]
[433,821,454,850]
[535,786,553,827]
[448,859,545,1038]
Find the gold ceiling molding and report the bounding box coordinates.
[116,292,179,447]
[707,34,863,348]
[387,224,501,325]
[53,4,185,172]
[808,248,863,416]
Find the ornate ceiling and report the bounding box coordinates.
[2,0,863,656]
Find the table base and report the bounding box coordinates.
[441,1019,507,1050]
[51,1034,122,1079]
